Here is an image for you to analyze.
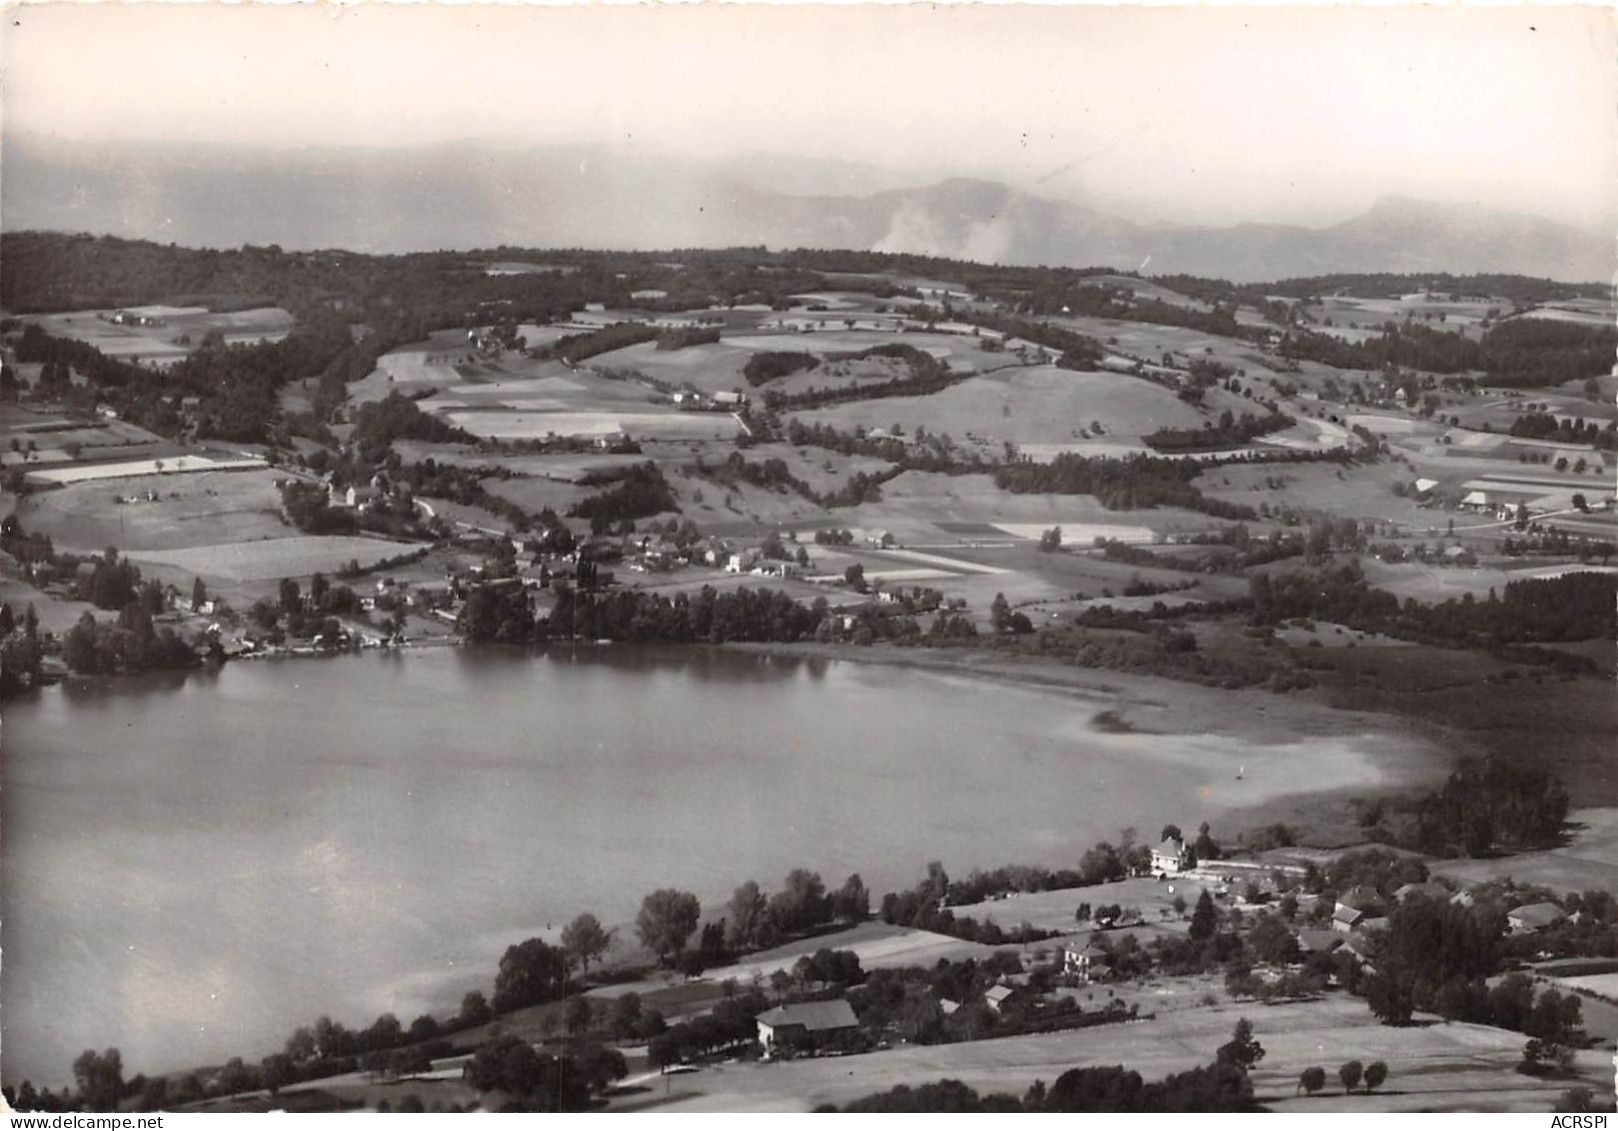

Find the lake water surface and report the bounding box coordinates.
[2,646,1366,1085]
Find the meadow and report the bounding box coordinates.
[125,534,420,582]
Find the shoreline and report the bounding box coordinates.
[723,639,1456,776]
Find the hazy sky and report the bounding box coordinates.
[4,3,1615,230]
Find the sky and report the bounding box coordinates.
[4,2,1615,231]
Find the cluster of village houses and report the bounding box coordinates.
[753,832,1584,1061]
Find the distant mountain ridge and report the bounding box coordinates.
[2,134,1609,283]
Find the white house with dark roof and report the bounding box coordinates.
[755,999,859,1056]
[1151,837,1190,875]
[1063,942,1113,983]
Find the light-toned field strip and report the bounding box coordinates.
[124,535,419,581]
[23,455,267,485]
[445,410,738,440]
[871,547,1010,575]
[1347,415,1425,434]
[993,522,1155,544]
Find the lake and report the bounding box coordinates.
[1,646,1388,1085]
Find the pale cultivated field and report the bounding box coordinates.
[948,875,1221,936]
[125,535,419,582]
[10,468,292,551]
[1552,973,1618,999]
[647,994,1599,1113]
[819,471,1218,552]
[1512,306,1616,327]
[992,522,1156,543]
[795,366,1211,450]
[1194,460,1434,527]
[1044,313,1269,377]
[0,574,102,635]
[1087,276,1214,312]
[23,454,265,486]
[721,330,1013,374]
[445,410,739,441]
[1431,808,1618,896]
[27,307,294,366]
[583,340,755,395]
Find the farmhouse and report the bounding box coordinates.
[1507,902,1569,934]
[1333,885,1386,932]
[1412,478,1439,497]
[983,985,1017,1013]
[1150,836,1190,876]
[1062,942,1112,983]
[725,550,761,574]
[1393,881,1451,904]
[1295,928,1344,956]
[1460,490,1493,511]
[755,999,859,1057]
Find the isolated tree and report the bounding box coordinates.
[769,868,828,934]
[1299,1066,1327,1096]
[1216,1018,1266,1070]
[1039,526,1062,552]
[493,937,567,1011]
[831,873,870,922]
[458,990,493,1028]
[284,1026,317,1062]
[259,1053,295,1096]
[191,576,208,610]
[843,563,865,592]
[990,592,1012,632]
[635,889,701,965]
[1171,894,1188,918]
[1189,889,1219,942]
[561,912,613,977]
[1160,823,1183,844]
[72,1048,124,1111]
[726,880,771,952]
[1339,1059,1364,1094]
[1363,1061,1388,1092]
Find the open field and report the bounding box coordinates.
[1429,808,1618,896]
[795,366,1212,452]
[835,471,1219,547]
[0,407,180,468]
[585,340,756,395]
[0,571,103,636]
[588,923,1001,1005]
[124,535,420,582]
[8,467,293,551]
[645,994,1603,1113]
[478,474,592,516]
[1196,459,1434,527]
[23,454,266,486]
[723,330,1014,374]
[948,875,1222,936]
[25,307,294,367]
[444,409,739,442]
[1552,973,1618,999]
